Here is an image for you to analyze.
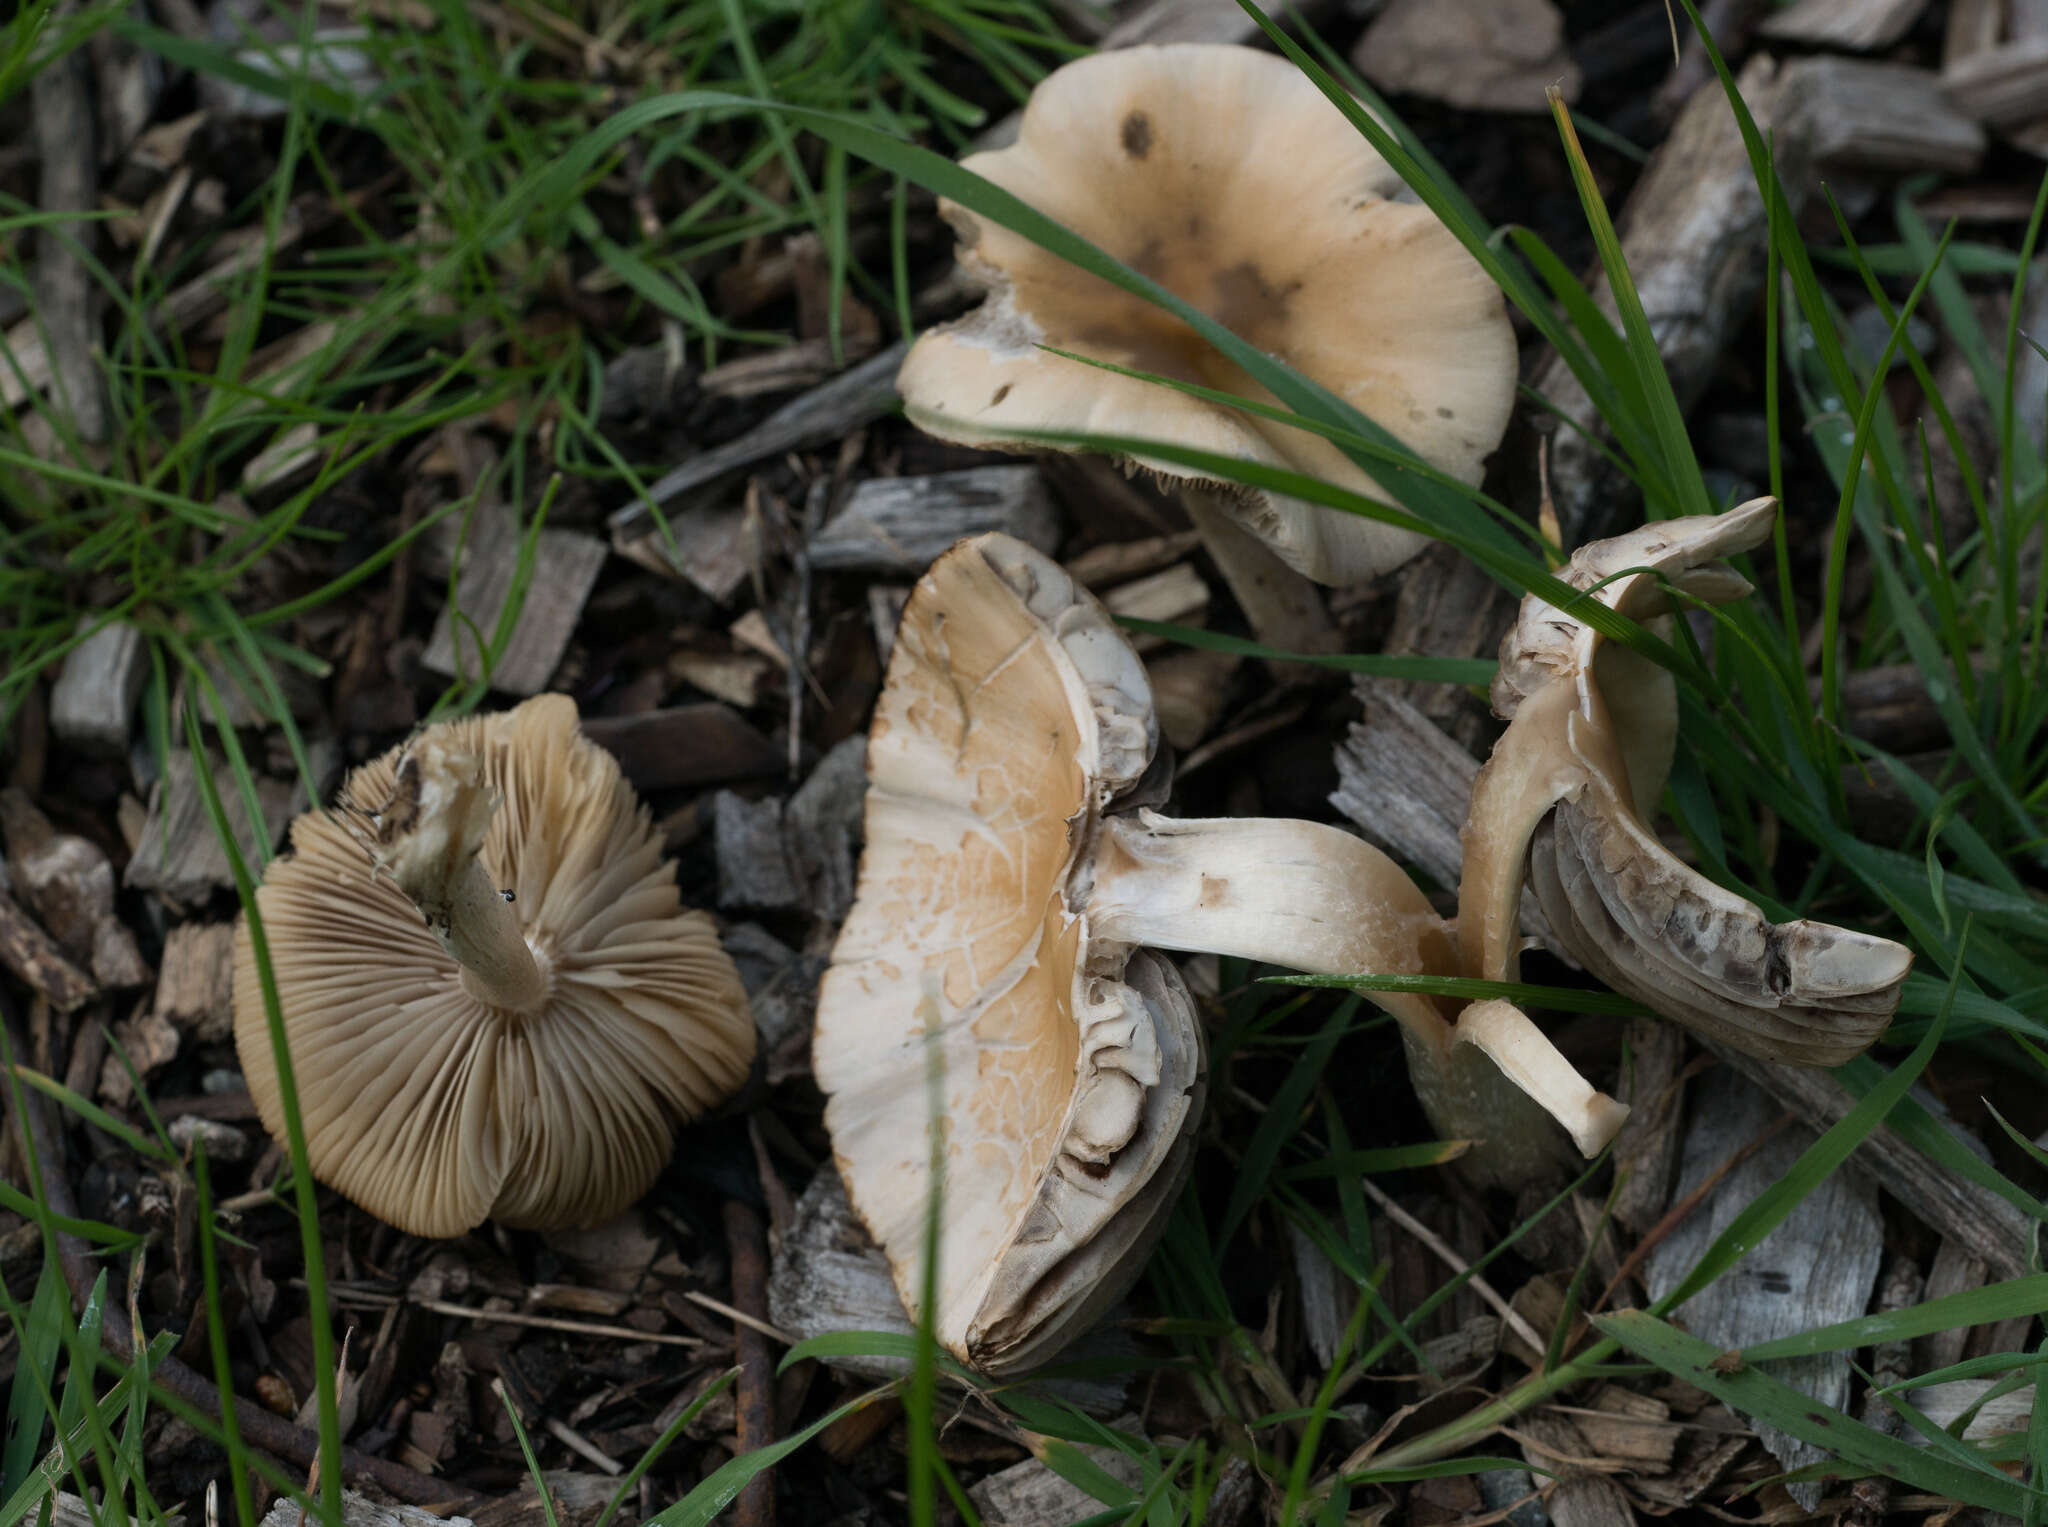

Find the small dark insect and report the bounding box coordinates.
[501,890,516,903]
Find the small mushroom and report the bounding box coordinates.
[1459,498,1912,1062]
[232,694,755,1238]
[895,43,1518,592]
[815,533,1621,1373]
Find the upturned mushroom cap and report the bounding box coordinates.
[1459,500,1912,1064]
[896,43,1518,586]
[233,695,755,1238]
[814,535,1205,1377]
[817,534,1639,1360]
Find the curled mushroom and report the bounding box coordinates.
[815,533,1624,1373]
[233,695,756,1237]
[1459,498,1912,1063]
[895,42,1517,592]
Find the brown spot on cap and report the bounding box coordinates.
[1209,262,1301,342]
[1120,111,1152,159]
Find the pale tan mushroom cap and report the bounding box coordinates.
[814,534,1201,1373]
[897,43,1518,585]
[233,695,755,1238]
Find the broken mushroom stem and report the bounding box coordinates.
[372,734,547,1015]
[1086,810,1628,1169]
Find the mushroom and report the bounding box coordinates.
[232,694,755,1238]
[894,42,1518,608]
[1458,497,1912,1062]
[814,533,1623,1374]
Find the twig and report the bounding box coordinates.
[785,479,823,778]
[725,1197,778,1527]
[546,1416,624,1476]
[2,1001,466,1507]
[418,1296,707,1349]
[686,1287,796,1347]
[30,0,106,443]
[1357,1178,1548,1359]
[288,1281,709,1348]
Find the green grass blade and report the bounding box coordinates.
[5,1068,174,1166]
[644,1389,896,1527]
[1650,987,1950,1316]
[1594,1310,2038,1514]
[1218,997,1359,1250]
[178,701,343,1527]
[591,1370,741,1527]
[1545,95,1709,518]
[494,1379,561,1527]
[1735,1275,2048,1361]
[1115,619,1492,685]
[1,1263,66,1502]
[192,1147,257,1527]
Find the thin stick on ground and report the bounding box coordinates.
[294,1281,709,1348]
[30,0,107,444]
[1357,1177,1548,1357]
[725,1196,779,1527]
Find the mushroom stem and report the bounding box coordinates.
[1087,811,1624,1183]
[1456,678,1587,983]
[374,733,547,1015]
[1179,490,1342,674]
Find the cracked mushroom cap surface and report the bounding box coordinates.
[1461,500,1911,1065]
[813,533,1205,1377]
[232,695,755,1238]
[896,43,1517,586]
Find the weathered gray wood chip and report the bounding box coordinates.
[768,1170,1128,1412]
[1644,1067,1881,1510]
[1786,56,1986,174]
[422,510,608,696]
[50,618,148,757]
[124,750,299,909]
[608,341,909,542]
[969,1420,1146,1526]
[808,465,1060,573]
[1760,0,1930,49]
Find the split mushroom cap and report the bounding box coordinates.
[233,694,755,1238]
[814,534,1206,1377]
[895,43,1518,587]
[815,534,1625,1376]
[1459,499,1912,1064]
